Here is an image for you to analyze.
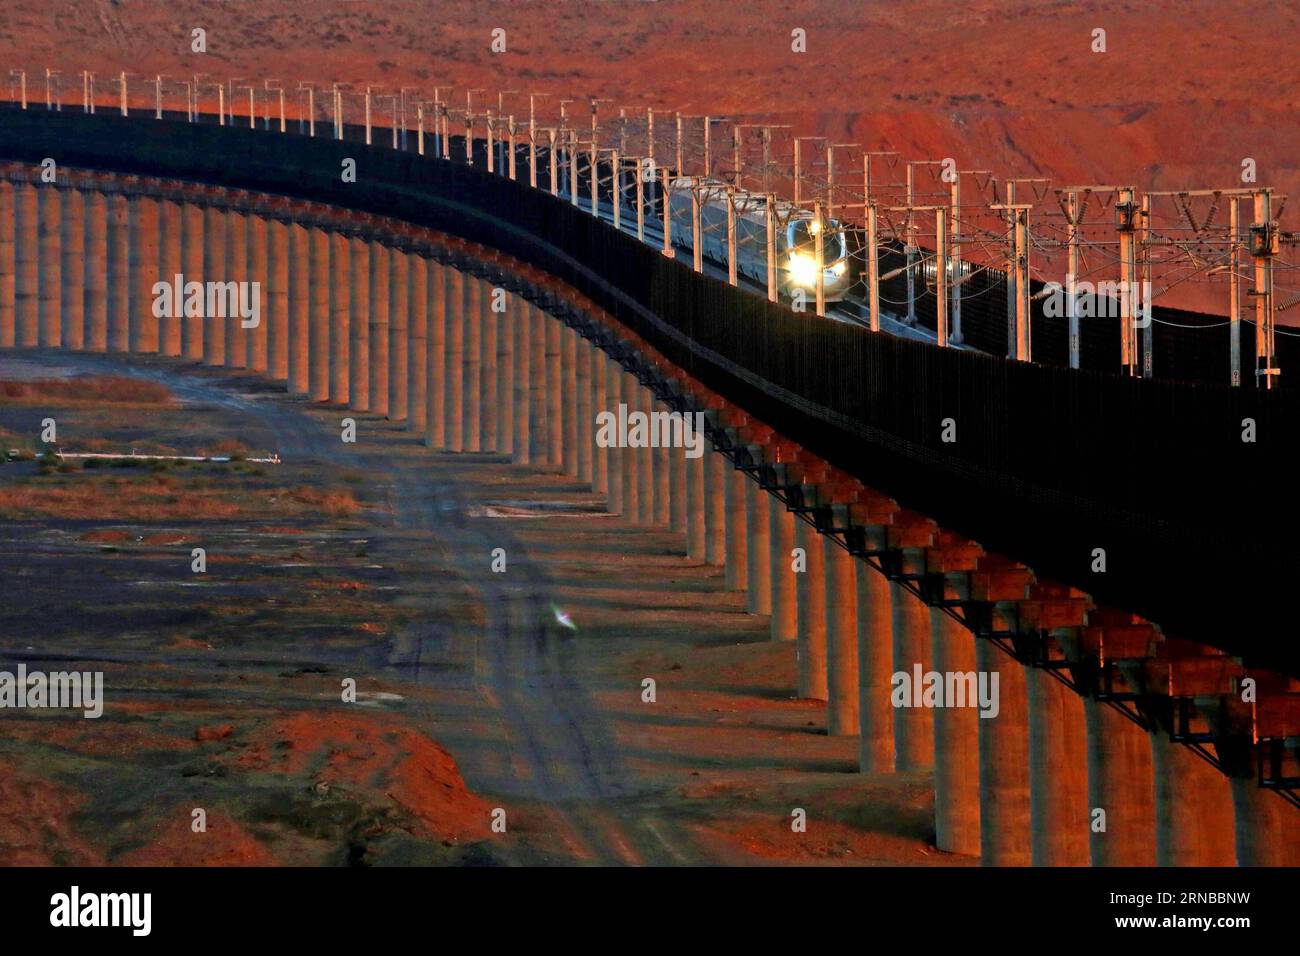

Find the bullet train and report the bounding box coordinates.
[667,176,852,303]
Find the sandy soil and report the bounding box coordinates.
[0,348,957,866]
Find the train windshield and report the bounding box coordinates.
[788,219,845,259]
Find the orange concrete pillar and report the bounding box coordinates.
[930,606,981,855]
[685,448,706,560]
[637,387,656,525]
[308,228,330,398]
[511,290,531,464]
[545,308,562,468]
[654,430,671,526]
[562,325,579,475]
[128,194,159,354]
[426,260,447,449]
[444,269,465,450]
[856,561,895,772]
[180,202,204,361]
[976,638,1031,865]
[288,222,311,394]
[328,231,350,403]
[1084,697,1156,866]
[620,377,641,522]
[106,192,130,353]
[892,582,935,771]
[223,210,247,367]
[530,304,550,465]
[795,519,828,700]
[496,288,513,457]
[156,198,181,357]
[60,188,85,350]
[267,218,289,380]
[479,275,497,451]
[386,247,407,421]
[724,466,748,587]
[37,186,61,348]
[1231,774,1300,866]
[369,240,387,413]
[745,483,772,613]
[1028,668,1091,865]
[575,331,592,482]
[703,448,726,565]
[769,504,797,641]
[589,344,607,490]
[83,191,108,352]
[16,182,42,347]
[463,275,482,451]
[201,205,225,365]
[669,424,687,534]
[0,179,13,347]
[1151,733,1236,866]
[406,254,428,433]
[824,538,859,736]
[603,357,623,514]
[348,237,371,411]
[246,214,268,373]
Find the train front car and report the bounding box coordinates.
[782,216,851,303]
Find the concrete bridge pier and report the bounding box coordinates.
[794,518,828,700]
[685,451,706,560]
[702,447,726,565]
[106,192,129,353]
[128,195,160,355]
[463,275,482,451]
[224,209,248,368]
[744,482,772,614]
[369,240,392,415]
[638,387,657,524]
[201,205,226,365]
[603,355,623,513]
[327,231,350,403]
[479,275,497,452]
[37,184,61,348]
[856,556,895,772]
[1230,771,1300,866]
[179,202,204,361]
[823,537,859,736]
[724,467,748,588]
[619,377,641,522]
[495,287,514,457]
[561,326,578,475]
[406,254,428,433]
[426,260,447,449]
[574,331,593,484]
[14,181,38,347]
[544,301,562,467]
[976,631,1031,865]
[246,214,268,372]
[155,198,180,358]
[930,597,981,855]
[1084,697,1156,865]
[0,180,13,347]
[84,191,108,352]
[1151,733,1237,866]
[386,246,407,421]
[307,227,331,397]
[1027,666,1091,865]
[589,345,608,491]
[347,236,370,410]
[668,431,687,534]
[529,303,549,465]
[266,218,289,381]
[444,269,465,450]
[287,222,311,394]
[60,187,85,351]
[892,577,935,771]
[769,503,797,642]
[654,417,671,526]
[511,293,531,464]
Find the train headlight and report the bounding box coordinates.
[788,253,817,287]
[831,260,847,277]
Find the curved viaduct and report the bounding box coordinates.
[0,110,1296,867]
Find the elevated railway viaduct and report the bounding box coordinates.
[0,110,1297,866]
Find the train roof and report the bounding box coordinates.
[668,175,840,228]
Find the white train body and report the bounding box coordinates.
[667,176,851,303]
